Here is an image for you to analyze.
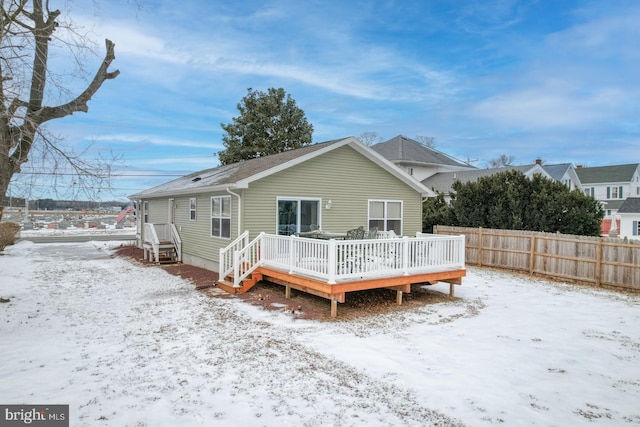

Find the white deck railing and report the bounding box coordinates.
[221,232,465,287]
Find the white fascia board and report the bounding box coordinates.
[131,183,245,200]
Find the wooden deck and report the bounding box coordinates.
[216,232,466,317]
[217,267,465,317]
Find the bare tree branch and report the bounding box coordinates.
[0,0,119,220]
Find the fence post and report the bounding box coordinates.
[477,227,483,267]
[595,238,602,287]
[529,235,536,274]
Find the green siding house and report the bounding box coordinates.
[130,137,436,272]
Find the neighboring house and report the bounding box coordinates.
[616,197,640,240]
[371,135,475,182]
[130,137,437,272]
[576,163,640,217]
[421,163,555,202]
[541,162,583,192]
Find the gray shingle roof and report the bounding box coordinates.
[131,139,344,198]
[421,165,543,194]
[371,135,474,169]
[617,197,640,214]
[575,163,639,184]
[541,163,572,181]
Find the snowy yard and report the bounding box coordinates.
[1,240,639,426]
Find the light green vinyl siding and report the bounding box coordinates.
[143,193,239,264]
[243,145,422,239]
[142,145,423,268]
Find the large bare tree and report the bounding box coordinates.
[0,0,119,220]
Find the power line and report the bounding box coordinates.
[16,172,186,177]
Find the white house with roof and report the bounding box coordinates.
[371,135,476,182]
[576,163,640,216]
[616,197,640,240]
[541,163,583,192]
[421,163,555,202]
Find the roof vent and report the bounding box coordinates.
[191,177,202,182]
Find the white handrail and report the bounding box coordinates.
[219,230,250,279]
[144,223,160,262]
[170,224,182,262]
[232,232,264,287]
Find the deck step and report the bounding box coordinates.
[216,271,262,294]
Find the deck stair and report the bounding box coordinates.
[142,223,182,265]
[156,243,178,264]
[216,270,263,294]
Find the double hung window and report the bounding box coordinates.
[211,196,231,238]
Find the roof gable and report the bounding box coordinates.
[131,137,435,198]
[372,135,474,169]
[542,163,573,181]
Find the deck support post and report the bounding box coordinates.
[396,290,403,305]
[449,283,455,297]
[330,298,338,318]
[285,285,291,299]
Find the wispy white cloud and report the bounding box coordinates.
[470,86,626,129]
[92,134,221,150]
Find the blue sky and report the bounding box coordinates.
[12,0,640,202]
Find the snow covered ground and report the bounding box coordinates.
[1,239,639,426]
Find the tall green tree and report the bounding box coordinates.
[449,170,603,236]
[218,88,313,165]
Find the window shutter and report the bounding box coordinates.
[634,221,638,236]
[619,186,623,198]
[607,187,610,198]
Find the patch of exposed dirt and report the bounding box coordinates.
[113,244,456,321]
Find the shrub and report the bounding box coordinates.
[0,222,21,253]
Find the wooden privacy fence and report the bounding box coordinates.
[434,225,640,293]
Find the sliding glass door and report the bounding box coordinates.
[277,198,320,235]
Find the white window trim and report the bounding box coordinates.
[143,200,149,223]
[368,199,403,235]
[211,195,231,239]
[189,197,197,221]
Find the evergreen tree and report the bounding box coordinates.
[449,170,603,236]
[422,193,454,232]
[218,88,314,165]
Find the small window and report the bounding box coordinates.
[143,201,149,223]
[211,196,231,239]
[368,200,403,235]
[189,198,197,221]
